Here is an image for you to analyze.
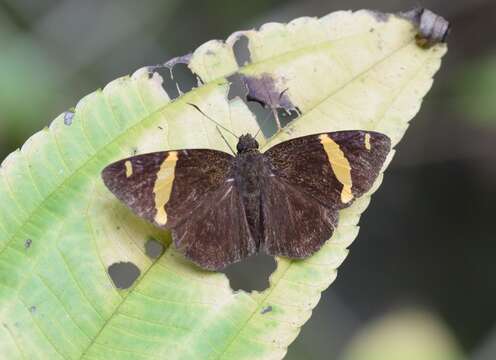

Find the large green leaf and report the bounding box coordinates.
[0,9,447,359]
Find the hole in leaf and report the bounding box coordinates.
[222,253,276,292]
[227,73,282,138]
[173,63,199,94]
[151,53,199,100]
[108,262,141,289]
[233,35,251,67]
[157,66,180,100]
[277,107,300,128]
[227,73,247,101]
[145,237,164,259]
[24,239,32,249]
[227,73,301,138]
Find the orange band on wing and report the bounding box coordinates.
[153,151,179,225]
[319,134,353,204]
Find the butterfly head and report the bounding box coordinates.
[236,134,259,154]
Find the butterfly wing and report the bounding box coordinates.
[102,149,234,228]
[260,175,337,258]
[173,183,257,270]
[265,131,391,209]
[102,149,256,269]
[262,130,391,258]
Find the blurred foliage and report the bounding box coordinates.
[454,55,496,127]
[340,309,465,360]
[0,30,63,141]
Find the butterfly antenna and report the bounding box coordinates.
[215,126,236,155]
[187,103,239,138]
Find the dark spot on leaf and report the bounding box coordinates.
[241,73,300,130]
[233,35,251,67]
[24,239,32,249]
[29,306,36,313]
[227,73,296,137]
[158,126,164,130]
[242,73,299,131]
[64,111,75,126]
[108,262,141,289]
[399,7,450,47]
[241,73,294,110]
[261,305,273,314]
[145,237,164,259]
[222,253,276,292]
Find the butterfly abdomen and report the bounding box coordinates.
[233,151,268,247]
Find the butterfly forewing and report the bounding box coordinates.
[101,149,234,229]
[265,131,391,209]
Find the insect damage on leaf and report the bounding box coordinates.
[233,35,252,67]
[241,73,298,129]
[148,53,199,100]
[145,236,165,259]
[24,238,32,249]
[108,262,141,289]
[261,305,273,315]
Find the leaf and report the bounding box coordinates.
[0,9,447,360]
[339,309,465,360]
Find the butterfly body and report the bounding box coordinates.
[232,135,268,249]
[102,131,391,270]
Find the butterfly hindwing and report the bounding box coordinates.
[101,149,234,228]
[265,130,391,209]
[261,175,337,258]
[173,184,257,270]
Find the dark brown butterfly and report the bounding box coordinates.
[102,130,390,270]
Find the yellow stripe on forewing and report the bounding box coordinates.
[319,134,354,204]
[153,151,178,225]
[125,160,133,177]
[365,133,371,151]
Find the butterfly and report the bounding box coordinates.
[102,130,390,270]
